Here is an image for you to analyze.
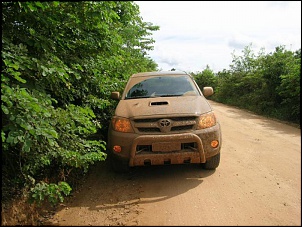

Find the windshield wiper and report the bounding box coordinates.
[126,94,183,99]
[125,96,150,99]
[159,94,183,97]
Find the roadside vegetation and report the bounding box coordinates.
[2,1,159,223]
[193,44,300,126]
[1,1,300,225]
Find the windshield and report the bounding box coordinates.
[125,75,199,99]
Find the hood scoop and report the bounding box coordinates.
[150,101,169,106]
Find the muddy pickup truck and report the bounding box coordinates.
[107,71,222,172]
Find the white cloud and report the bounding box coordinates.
[135,1,301,73]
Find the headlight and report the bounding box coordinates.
[111,117,134,133]
[196,112,216,129]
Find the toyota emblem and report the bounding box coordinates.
[159,119,171,127]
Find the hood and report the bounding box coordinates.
[114,96,212,118]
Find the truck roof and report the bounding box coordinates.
[131,71,188,78]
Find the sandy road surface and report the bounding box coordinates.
[44,100,301,226]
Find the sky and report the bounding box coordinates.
[134,1,301,73]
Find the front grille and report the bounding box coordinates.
[171,125,194,131]
[133,116,196,123]
[133,116,197,133]
[137,128,161,132]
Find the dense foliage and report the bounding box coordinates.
[192,44,300,125]
[2,1,159,205]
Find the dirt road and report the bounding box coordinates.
[44,100,301,226]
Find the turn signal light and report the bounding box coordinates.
[211,140,219,148]
[113,145,122,153]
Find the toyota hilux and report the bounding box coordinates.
[107,71,222,172]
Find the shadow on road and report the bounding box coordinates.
[56,159,215,213]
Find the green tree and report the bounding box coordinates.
[2,1,159,205]
[211,44,300,124]
[192,65,217,91]
[258,46,300,118]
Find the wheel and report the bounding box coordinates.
[202,153,220,170]
[110,156,130,173]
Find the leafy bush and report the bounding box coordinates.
[2,1,159,206]
[30,182,72,206]
[205,44,300,125]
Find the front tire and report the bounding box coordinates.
[202,153,220,170]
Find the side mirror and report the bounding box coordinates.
[202,87,213,97]
[111,92,120,100]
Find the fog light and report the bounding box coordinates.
[113,145,122,153]
[211,140,219,148]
